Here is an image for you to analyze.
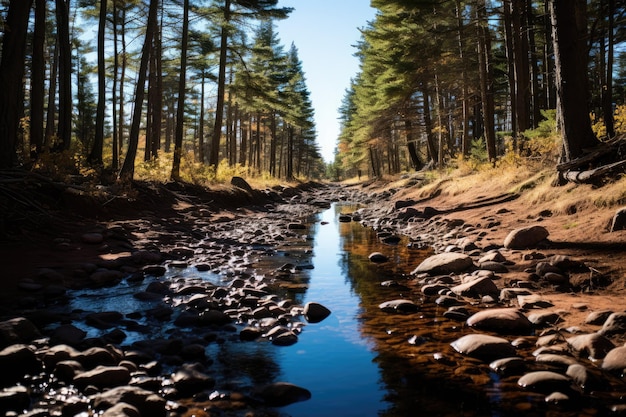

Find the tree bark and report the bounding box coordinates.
[0,0,34,168]
[31,0,46,157]
[89,0,107,165]
[119,0,159,181]
[209,0,231,168]
[549,0,599,162]
[476,0,497,164]
[171,0,189,181]
[55,0,72,151]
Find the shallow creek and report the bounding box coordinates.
[44,202,626,417]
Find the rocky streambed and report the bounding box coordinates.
[2,180,626,417]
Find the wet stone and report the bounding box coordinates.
[368,252,388,263]
[518,371,572,394]
[451,276,498,298]
[378,299,419,314]
[73,365,131,389]
[566,333,615,360]
[600,346,626,373]
[489,357,526,376]
[599,312,626,336]
[255,382,312,407]
[585,309,613,325]
[466,308,532,335]
[450,334,516,361]
[304,302,331,323]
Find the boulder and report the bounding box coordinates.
[451,276,499,298]
[91,386,167,417]
[172,365,215,395]
[50,324,87,346]
[255,382,312,406]
[0,317,41,349]
[503,225,549,249]
[467,308,532,335]
[0,344,42,386]
[230,176,253,192]
[304,302,331,323]
[411,253,474,275]
[450,334,516,361]
[73,365,131,389]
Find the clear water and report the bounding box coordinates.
[278,205,388,416]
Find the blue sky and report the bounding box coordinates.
[275,1,377,162]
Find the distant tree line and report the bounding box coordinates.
[336,0,626,178]
[0,0,325,181]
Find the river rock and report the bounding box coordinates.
[598,312,626,336]
[74,365,131,389]
[601,346,626,373]
[272,331,299,346]
[0,385,30,414]
[172,364,215,395]
[517,371,571,394]
[82,232,104,244]
[304,302,331,323]
[451,276,498,298]
[255,382,312,406]
[368,252,388,263]
[411,253,474,275]
[566,333,614,360]
[101,402,141,417]
[0,317,41,349]
[240,327,262,341]
[0,344,42,386]
[467,308,532,334]
[450,334,516,361]
[78,347,120,369]
[527,311,562,327]
[91,386,167,417]
[50,324,87,346]
[231,176,253,192]
[54,360,85,383]
[90,269,125,287]
[503,225,549,249]
[489,357,525,376]
[585,310,613,325]
[378,299,419,314]
[567,364,610,393]
[610,207,626,232]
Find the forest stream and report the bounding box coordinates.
[3,182,626,417]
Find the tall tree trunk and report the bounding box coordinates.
[239,112,247,166]
[421,85,438,164]
[269,113,277,176]
[405,119,422,170]
[503,0,518,139]
[286,124,293,179]
[549,0,599,162]
[171,0,189,181]
[111,1,119,170]
[209,0,231,168]
[601,0,615,138]
[199,71,205,163]
[118,0,158,181]
[455,0,471,157]
[476,0,497,164]
[55,0,72,151]
[45,39,58,149]
[511,0,531,135]
[526,0,541,128]
[118,5,127,166]
[0,0,34,168]
[89,0,107,165]
[31,0,46,157]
